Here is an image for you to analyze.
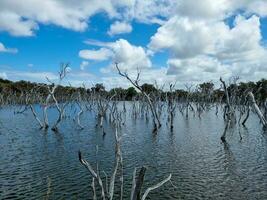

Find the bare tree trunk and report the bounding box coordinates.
[248,92,267,128]
[141,174,171,200]
[131,167,146,200]
[115,63,161,131]
[220,77,235,121]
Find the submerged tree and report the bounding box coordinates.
[115,63,162,132]
[78,125,172,200]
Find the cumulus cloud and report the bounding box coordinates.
[214,15,264,63]
[149,16,215,58]
[0,42,18,53]
[176,0,233,20]
[175,0,267,20]
[108,21,132,36]
[81,39,152,72]
[0,11,38,36]
[0,0,114,36]
[149,15,263,60]
[79,48,112,61]
[0,0,177,36]
[167,56,231,82]
[1,0,267,37]
[149,11,267,83]
[1,0,267,87]
[110,39,151,70]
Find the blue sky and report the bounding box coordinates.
[0,0,267,89]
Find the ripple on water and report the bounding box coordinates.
[0,105,267,199]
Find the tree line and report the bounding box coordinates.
[0,77,266,105]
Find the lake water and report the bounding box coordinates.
[0,103,267,199]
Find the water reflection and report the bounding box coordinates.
[0,105,266,199]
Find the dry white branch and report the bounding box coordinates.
[141,174,172,200]
[248,92,267,128]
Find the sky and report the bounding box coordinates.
[0,0,267,90]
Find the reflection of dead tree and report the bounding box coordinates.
[220,118,231,142]
[76,94,84,129]
[184,84,195,118]
[79,126,171,200]
[116,63,161,132]
[241,105,250,126]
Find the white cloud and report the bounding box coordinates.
[110,39,151,70]
[108,21,132,36]
[0,42,18,53]
[167,56,231,82]
[0,0,114,36]
[80,61,89,70]
[175,0,267,20]
[149,13,267,83]
[233,0,267,17]
[0,0,171,36]
[0,0,180,36]
[149,16,215,58]
[214,15,264,63]
[0,72,8,79]
[1,0,267,37]
[81,39,152,72]
[123,0,176,24]
[149,15,263,60]
[0,70,57,82]
[0,11,38,36]
[1,0,267,87]
[79,48,112,61]
[175,0,232,20]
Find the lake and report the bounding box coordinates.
[0,103,267,199]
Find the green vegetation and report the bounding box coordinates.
[0,78,266,105]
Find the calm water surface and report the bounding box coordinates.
[0,104,267,199]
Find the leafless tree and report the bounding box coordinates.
[115,63,161,132]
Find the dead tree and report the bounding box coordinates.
[79,126,122,200]
[184,84,195,118]
[248,91,267,128]
[47,63,69,131]
[115,63,161,132]
[29,87,46,129]
[79,126,171,199]
[167,83,177,131]
[220,77,235,122]
[219,77,236,142]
